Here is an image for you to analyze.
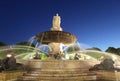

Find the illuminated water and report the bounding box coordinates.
[0,43,120,69]
[0,44,120,81]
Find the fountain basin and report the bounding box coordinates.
[17,60,97,81]
[36,31,77,45]
[28,60,95,70]
[0,71,25,81]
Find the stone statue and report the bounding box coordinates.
[89,58,115,71]
[53,13,61,27]
[51,13,62,31]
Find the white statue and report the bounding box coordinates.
[51,13,62,31]
[53,13,60,27]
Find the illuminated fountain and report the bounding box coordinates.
[17,14,98,81]
[0,14,120,81]
[36,13,76,58]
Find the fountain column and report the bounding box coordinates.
[48,42,64,55]
[48,14,64,55]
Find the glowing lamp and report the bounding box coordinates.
[6,54,12,58]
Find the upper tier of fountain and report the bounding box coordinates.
[35,14,77,45]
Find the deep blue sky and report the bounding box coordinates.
[0,0,120,51]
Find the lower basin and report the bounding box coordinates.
[17,60,98,81]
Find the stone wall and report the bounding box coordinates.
[96,71,120,81]
[0,71,25,81]
[28,60,93,72]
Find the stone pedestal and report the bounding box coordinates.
[17,60,97,81]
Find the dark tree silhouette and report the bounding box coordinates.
[86,47,101,51]
[16,42,35,47]
[105,47,120,56]
[0,42,7,46]
[117,48,120,56]
[105,47,118,54]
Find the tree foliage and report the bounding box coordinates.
[86,47,101,51]
[117,48,120,55]
[105,47,120,56]
[16,41,35,47]
[0,42,7,46]
[67,45,80,53]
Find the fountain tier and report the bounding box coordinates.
[35,14,77,55]
[36,31,76,45]
[17,60,97,81]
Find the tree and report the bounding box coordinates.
[117,48,120,56]
[105,47,118,54]
[67,45,80,53]
[0,42,7,46]
[16,42,35,47]
[86,47,101,51]
[105,47,120,56]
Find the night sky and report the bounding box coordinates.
[0,0,120,51]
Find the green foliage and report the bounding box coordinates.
[117,48,120,56]
[41,54,47,60]
[16,41,35,47]
[106,47,117,54]
[0,51,8,59]
[0,42,7,46]
[67,45,80,53]
[86,47,101,51]
[105,47,120,56]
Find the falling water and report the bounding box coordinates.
[62,41,120,68]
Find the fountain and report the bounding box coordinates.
[0,14,120,81]
[36,13,77,57]
[16,14,97,81]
